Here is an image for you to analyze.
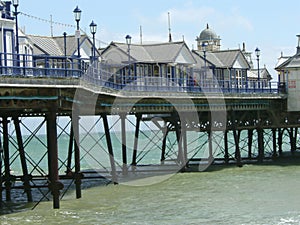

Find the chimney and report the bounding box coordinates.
[297,35,300,54]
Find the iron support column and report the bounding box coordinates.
[290,128,297,155]
[72,114,82,199]
[182,124,188,167]
[248,129,253,159]
[272,128,277,158]
[47,111,63,209]
[2,117,11,201]
[257,127,264,162]
[208,131,214,163]
[278,128,283,156]
[208,111,213,162]
[231,111,242,166]
[161,124,169,165]
[132,114,141,168]
[231,111,242,167]
[102,114,117,184]
[120,114,128,175]
[224,130,229,164]
[13,117,32,202]
[174,121,184,166]
[66,122,74,175]
[233,129,242,167]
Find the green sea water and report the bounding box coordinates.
[2,164,300,225]
[0,117,300,224]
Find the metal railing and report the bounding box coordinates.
[84,63,283,94]
[0,52,285,94]
[0,53,84,78]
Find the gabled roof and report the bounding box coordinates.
[249,68,272,80]
[191,50,214,69]
[193,49,250,69]
[275,53,300,70]
[211,50,240,67]
[53,35,79,56]
[275,55,290,69]
[101,41,196,64]
[27,34,93,57]
[28,35,63,56]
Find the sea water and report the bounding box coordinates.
[1,164,300,225]
[1,122,300,224]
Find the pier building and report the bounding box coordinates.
[0,1,298,211]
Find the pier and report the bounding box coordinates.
[0,52,298,209]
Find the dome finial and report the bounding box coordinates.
[206,23,209,29]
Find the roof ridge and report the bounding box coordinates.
[212,49,240,53]
[114,41,184,47]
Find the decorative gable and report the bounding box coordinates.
[232,53,250,69]
[175,45,196,64]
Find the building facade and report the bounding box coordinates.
[100,41,196,91]
[275,35,300,111]
[193,24,272,90]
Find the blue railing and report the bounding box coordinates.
[0,52,285,94]
[84,64,283,94]
[0,53,84,77]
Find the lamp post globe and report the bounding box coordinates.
[89,20,97,60]
[255,47,261,88]
[12,0,20,68]
[125,34,132,46]
[12,0,19,7]
[73,6,82,22]
[125,35,132,78]
[202,42,208,81]
[73,6,81,64]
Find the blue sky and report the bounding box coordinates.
[18,0,300,79]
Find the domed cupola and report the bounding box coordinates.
[196,24,221,52]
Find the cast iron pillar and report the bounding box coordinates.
[13,116,32,202]
[66,121,74,175]
[248,129,253,159]
[72,114,82,199]
[2,117,11,201]
[120,114,128,175]
[102,114,118,184]
[224,130,229,164]
[257,127,264,162]
[278,128,283,156]
[231,111,242,167]
[47,111,63,209]
[272,128,277,158]
[290,127,297,155]
[132,114,141,168]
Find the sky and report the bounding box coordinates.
[17,0,300,79]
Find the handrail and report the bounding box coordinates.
[0,52,85,78]
[0,52,285,94]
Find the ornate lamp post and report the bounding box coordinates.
[73,6,81,59]
[89,20,97,61]
[125,34,132,78]
[202,42,208,84]
[255,47,261,89]
[12,0,19,65]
